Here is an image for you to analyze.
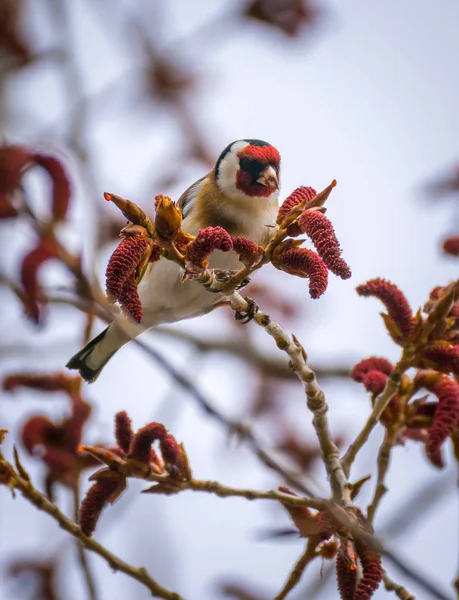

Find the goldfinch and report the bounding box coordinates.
[67,139,281,382]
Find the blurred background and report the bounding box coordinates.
[1,0,459,598]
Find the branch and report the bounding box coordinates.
[383,571,415,600]
[153,325,352,381]
[147,477,326,511]
[273,539,318,600]
[341,358,409,476]
[73,485,98,600]
[227,290,347,504]
[34,289,323,499]
[1,456,183,600]
[366,428,398,525]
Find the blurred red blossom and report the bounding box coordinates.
[0,145,71,221]
[19,238,60,323]
[7,558,61,600]
[443,236,459,256]
[245,0,319,37]
[0,0,33,67]
[2,372,94,497]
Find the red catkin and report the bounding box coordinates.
[79,478,122,536]
[354,543,382,600]
[361,371,388,395]
[336,551,357,600]
[114,411,134,454]
[118,276,143,323]
[298,210,351,279]
[231,236,263,267]
[159,433,181,466]
[105,237,150,301]
[276,186,317,224]
[426,376,459,468]
[422,343,459,377]
[246,0,315,37]
[185,226,233,266]
[3,372,79,393]
[351,357,393,381]
[160,435,190,480]
[128,422,168,464]
[356,278,414,340]
[64,397,92,451]
[275,247,328,299]
[21,416,54,454]
[443,236,459,256]
[351,357,393,395]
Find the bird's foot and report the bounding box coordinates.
[236,277,251,290]
[234,297,259,324]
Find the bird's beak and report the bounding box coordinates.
[257,165,279,190]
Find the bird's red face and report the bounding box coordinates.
[236,144,281,197]
[215,139,281,205]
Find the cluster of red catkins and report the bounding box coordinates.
[105,184,351,321]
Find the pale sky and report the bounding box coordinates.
[1,1,459,599]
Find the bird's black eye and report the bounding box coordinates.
[239,157,263,175]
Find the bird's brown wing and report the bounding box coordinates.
[177,174,209,218]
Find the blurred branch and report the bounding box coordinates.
[273,540,318,600]
[383,571,415,600]
[381,474,453,539]
[73,485,98,600]
[1,454,183,600]
[154,325,352,381]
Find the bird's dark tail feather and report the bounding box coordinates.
[66,327,117,383]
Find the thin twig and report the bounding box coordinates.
[153,325,352,381]
[383,571,416,600]
[366,428,398,525]
[165,478,325,511]
[273,539,318,600]
[73,485,98,600]
[2,458,183,600]
[341,359,409,477]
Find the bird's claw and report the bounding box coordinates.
[234,297,259,324]
[236,277,251,290]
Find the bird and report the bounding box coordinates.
[67,139,281,382]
